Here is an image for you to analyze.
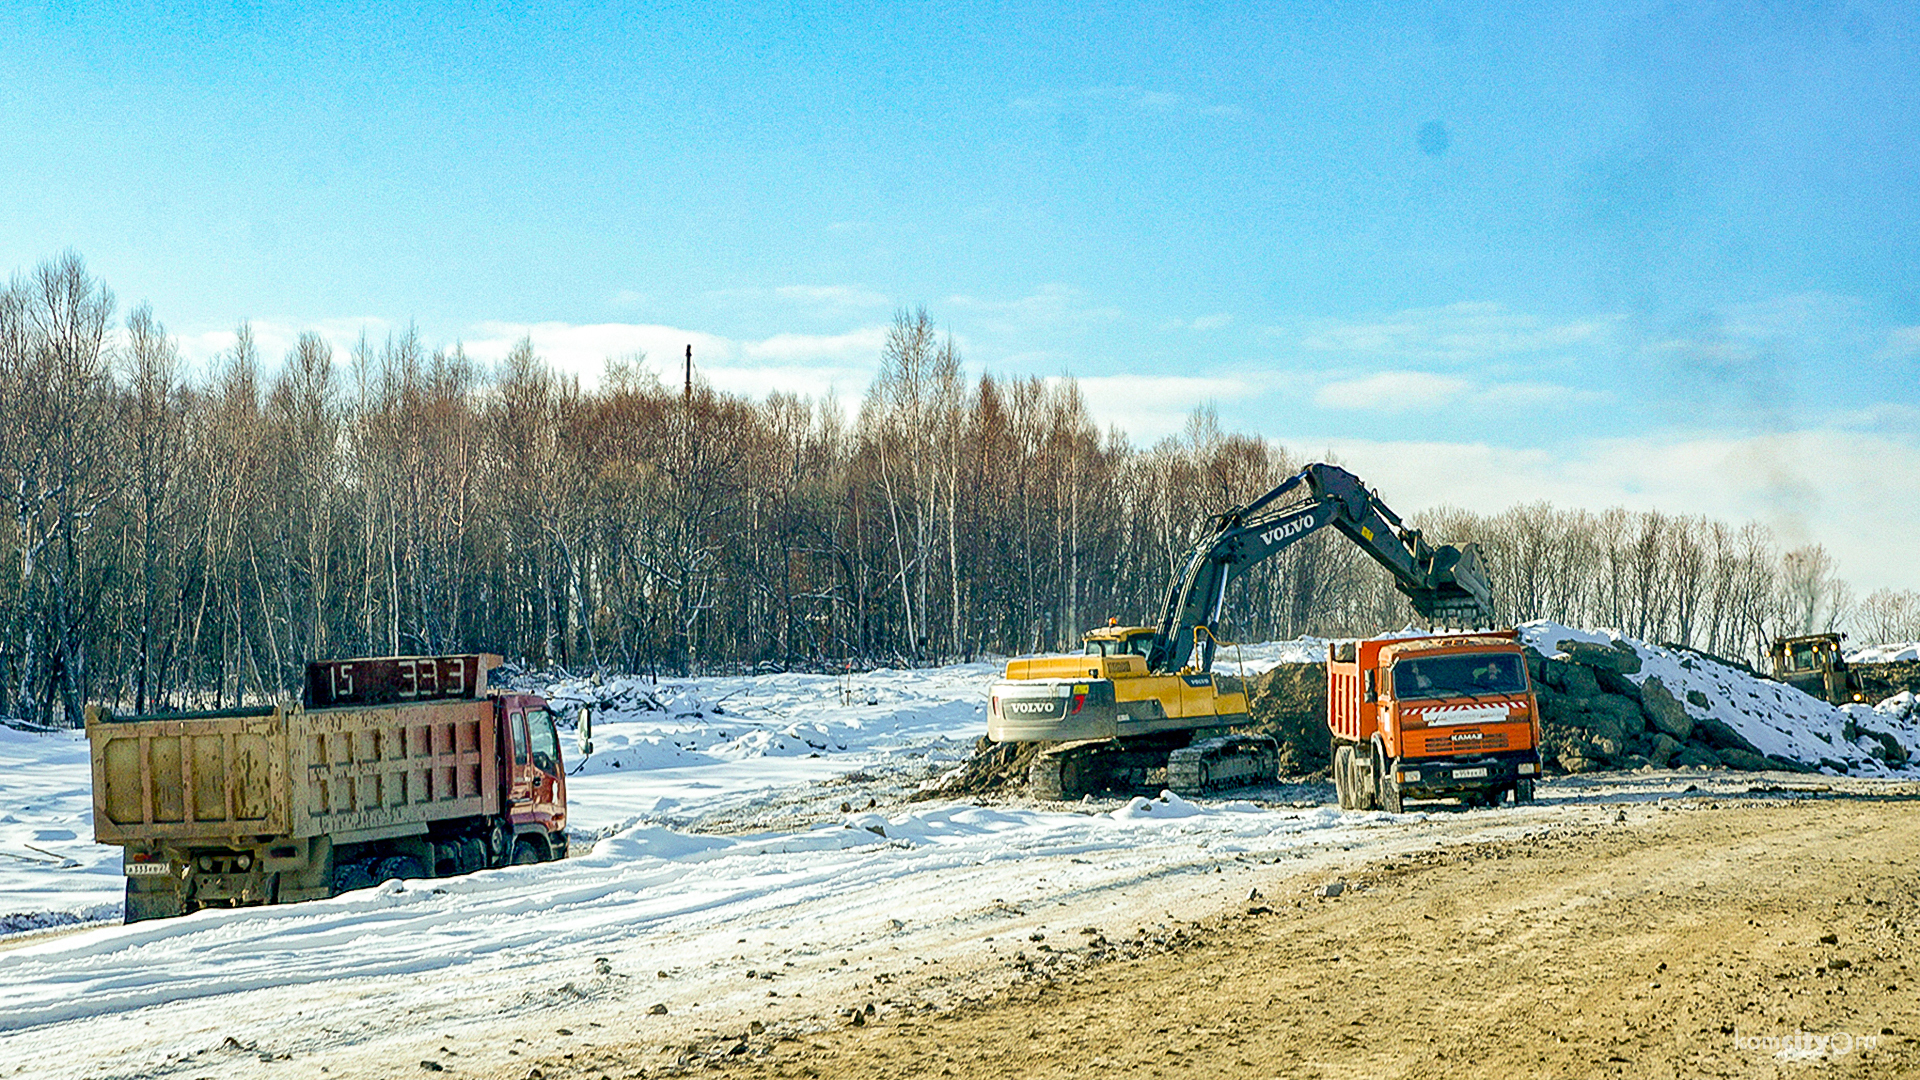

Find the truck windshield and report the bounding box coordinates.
[1392,653,1527,700]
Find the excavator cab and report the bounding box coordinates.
[1083,625,1156,658]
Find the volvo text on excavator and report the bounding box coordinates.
[985,462,1497,799]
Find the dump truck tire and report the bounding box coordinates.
[1374,747,1405,813]
[332,860,375,894]
[375,855,425,882]
[486,818,512,867]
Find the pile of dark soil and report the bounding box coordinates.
[916,737,1048,799]
[1240,663,1330,777]
[1856,660,1920,702]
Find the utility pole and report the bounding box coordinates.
[684,344,692,404]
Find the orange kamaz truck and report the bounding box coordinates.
[88,654,569,922]
[1328,632,1542,811]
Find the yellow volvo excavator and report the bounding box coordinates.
[986,462,1496,799]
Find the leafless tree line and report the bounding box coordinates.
[2,256,1912,725]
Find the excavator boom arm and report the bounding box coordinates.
[1147,463,1494,673]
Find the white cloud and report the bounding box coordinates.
[1714,292,1866,343]
[945,284,1123,337]
[1311,429,1920,593]
[772,285,892,309]
[1298,302,1613,363]
[171,317,395,374]
[1314,371,1469,412]
[165,313,888,403]
[1878,325,1920,360]
[743,327,890,363]
[703,364,873,405]
[1012,85,1244,120]
[1063,374,1254,443]
[703,284,894,316]
[1161,313,1233,332]
[462,320,888,400]
[466,321,736,383]
[1479,381,1611,408]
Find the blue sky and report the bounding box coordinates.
[4,2,1917,592]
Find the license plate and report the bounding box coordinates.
[124,862,172,877]
[1452,767,1489,779]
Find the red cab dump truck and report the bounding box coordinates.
[87,654,568,922]
[1328,633,1542,811]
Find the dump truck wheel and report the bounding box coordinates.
[485,818,512,867]
[1515,778,1535,804]
[332,860,374,894]
[513,837,545,865]
[1374,747,1404,813]
[375,855,425,882]
[1333,746,1355,809]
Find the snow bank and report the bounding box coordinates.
[1849,642,1920,663]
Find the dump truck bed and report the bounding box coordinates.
[89,698,503,847]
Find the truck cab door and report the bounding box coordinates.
[523,707,567,832]
[508,708,533,810]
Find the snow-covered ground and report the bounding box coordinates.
[2,634,1918,1078]
[540,662,998,835]
[0,727,129,931]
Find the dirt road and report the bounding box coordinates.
[507,792,1920,1079]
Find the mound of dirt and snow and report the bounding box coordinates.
[1519,623,1919,776]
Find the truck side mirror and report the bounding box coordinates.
[1364,670,1377,703]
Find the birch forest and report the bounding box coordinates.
[3,255,1914,725]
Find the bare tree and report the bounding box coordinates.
[0,254,117,724]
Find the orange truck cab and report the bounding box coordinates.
[1328,632,1542,811]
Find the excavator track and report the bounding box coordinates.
[1166,735,1279,795]
[1027,735,1190,800]
[1027,733,1278,800]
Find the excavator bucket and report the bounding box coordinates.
[1399,543,1495,628]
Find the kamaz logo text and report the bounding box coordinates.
[1259,516,1315,547]
[1450,731,1483,741]
[1004,701,1058,715]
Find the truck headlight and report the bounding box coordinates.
[1518,762,1539,776]
[1398,769,1421,783]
